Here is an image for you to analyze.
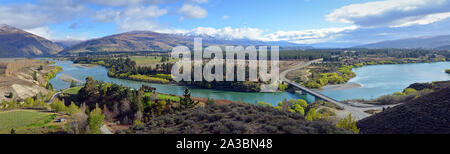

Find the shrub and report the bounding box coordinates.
[50,99,67,113]
[66,102,81,115]
[206,98,216,106]
[403,88,418,95]
[257,101,272,107]
[7,92,13,98]
[88,104,105,134]
[336,114,360,133]
[208,114,223,122]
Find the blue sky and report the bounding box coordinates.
[1,0,450,47]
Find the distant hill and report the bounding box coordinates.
[0,24,63,57]
[357,81,450,134]
[60,31,310,54]
[55,40,83,48]
[354,35,450,49]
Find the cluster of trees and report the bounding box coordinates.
[303,65,355,89]
[370,88,434,105]
[446,69,450,74]
[1,92,55,110]
[74,76,144,125]
[257,99,331,121]
[59,102,105,134]
[43,66,63,82]
[68,76,200,126]
[74,56,271,92]
[183,81,262,92]
[50,99,81,115]
[74,57,173,84]
[279,50,340,61]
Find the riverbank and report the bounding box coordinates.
[71,63,97,68]
[58,74,82,83]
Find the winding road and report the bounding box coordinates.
[47,91,62,103]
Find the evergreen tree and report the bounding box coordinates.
[46,83,53,90]
[70,80,77,88]
[67,102,81,115]
[7,92,13,98]
[33,71,38,81]
[179,88,199,109]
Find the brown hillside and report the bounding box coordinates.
[61,31,193,53]
[0,25,63,57]
[357,86,450,134]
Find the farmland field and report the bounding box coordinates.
[0,110,62,134]
[144,92,181,102]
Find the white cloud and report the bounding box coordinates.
[326,0,450,27]
[81,0,143,6]
[25,26,54,40]
[266,26,359,44]
[188,27,267,40]
[94,5,168,31]
[182,26,359,44]
[0,1,85,29]
[81,0,179,6]
[222,15,230,20]
[178,4,208,19]
[392,12,450,27]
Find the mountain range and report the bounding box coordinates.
[354,35,450,49]
[59,31,312,54]
[1,24,450,58]
[0,24,63,57]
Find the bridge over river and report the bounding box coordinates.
[279,59,372,120]
[279,59,342,104]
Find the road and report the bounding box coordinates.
[279,59,372,120]
[101,125,113,134]
[47,91,62,104]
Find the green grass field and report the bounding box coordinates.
[64,86,83,95]
[157,94,181,102]
[130,56,178,66]
[0,110,57,133]
[144,92,181,102]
